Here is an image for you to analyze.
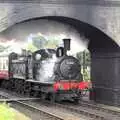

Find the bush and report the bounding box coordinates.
[81,67,91,81]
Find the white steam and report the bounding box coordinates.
[37,54,57,82]
[55,33,89,55]
[0,39,23,54]
[0,19,89,54]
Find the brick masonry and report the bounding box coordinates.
[0,1,120,45]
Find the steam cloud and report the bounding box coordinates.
[36,54,57,82]
[0,19,89,54]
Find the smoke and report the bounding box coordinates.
[37,54,57,82]
[53,33,89,55]
[0,39,24,54]
[0,19,89,54]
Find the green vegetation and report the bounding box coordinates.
[0,103,30,120]
[0,45,10,53]
[45,36,60,48]
[26,43,37,52]
[76,50,91,66]
[81,68,91,81]
[26,34,60,52]
[76,50,91,81]
[0,103,15,120]
[32,35,47,49]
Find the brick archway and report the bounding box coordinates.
[1,16,120,105]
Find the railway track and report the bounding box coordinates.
[0,90,86,120]
[0,91,64,120]
[0,89,120,120]
[39,100,120,120]
[11,101,64,120]
[79,100,120,117]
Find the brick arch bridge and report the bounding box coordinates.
[0,0,120,105]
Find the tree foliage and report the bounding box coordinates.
[0,45,10,53]
[26,43,37,52]
[76,50,91,66]
[45,36,59,48]
[27,34,60,52]
[76,50,91,81]
[32,35,47,49]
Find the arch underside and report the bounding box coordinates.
[1,16,119,53]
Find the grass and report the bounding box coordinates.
[0,103,14,120]
[0,103,30,120]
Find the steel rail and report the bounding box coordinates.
[0,89,120,120]
[79,100,120,117]
[0,93,63,120]
[46,101,110,120]
[11,100,64,120]
[37,99,120,120]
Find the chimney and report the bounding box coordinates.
[63,39,71,55]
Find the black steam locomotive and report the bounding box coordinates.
[2,39,83,102]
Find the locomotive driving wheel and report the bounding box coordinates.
[20,80,25,95]
[49,93,56,103]
[41,92,47,100]
[4,80,9,89]
[24,82,31,97]
[18,80,24,95]
[73,98,79,104]
[11,79,15,90]
[1,80,6,89]
[15,80,20,93]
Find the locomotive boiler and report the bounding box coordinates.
[2,38,84,103]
